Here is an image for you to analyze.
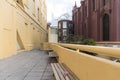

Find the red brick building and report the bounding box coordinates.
[72,0,120,41]
[58,20,74,42]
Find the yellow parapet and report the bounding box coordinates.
[97,42,120,44]
[59,43,120,58]
[50,43,120,80]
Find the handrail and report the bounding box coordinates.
[97,42,120,44]
[53,43,120,58]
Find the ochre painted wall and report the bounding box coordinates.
[0,0,47,59]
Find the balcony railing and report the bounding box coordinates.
[42,43,120,80]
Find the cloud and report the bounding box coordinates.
[46,0,81,25]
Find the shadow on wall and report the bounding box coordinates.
[17,31,25,50]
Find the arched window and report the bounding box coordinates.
[103,14,110,41]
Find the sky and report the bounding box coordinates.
[46,0,81,26]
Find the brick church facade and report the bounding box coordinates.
[72,0,120,41]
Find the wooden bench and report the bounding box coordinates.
[46,49,53,54]
[51,63,79,80]
[49,52,58,63]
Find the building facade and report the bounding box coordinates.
[0,0,47,59]
[73,0,120,41]
[47,23,58,43]
[58,20,74,42]
[48,27,58,43]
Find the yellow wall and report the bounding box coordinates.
[0,0,47,59]
[50,43,120,80]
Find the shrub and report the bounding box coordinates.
[81,39,96,45]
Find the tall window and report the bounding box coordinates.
[87,1,89,17]
[63,22,67,28]
[103,0,109,6]
[58,23,61,29]
[63,29,67,36]
[103,14,110,41]
[85,6,87,17]
[93,0,96,11]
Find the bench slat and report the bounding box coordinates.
[56,63,70,80]
[54,63,66,80]
[51,63,79,80]
[51,64,61,80]
[60,64,75,80]
[61,64,79,80]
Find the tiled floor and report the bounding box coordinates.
[0,50,55,80]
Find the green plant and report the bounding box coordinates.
[81,39,96,45]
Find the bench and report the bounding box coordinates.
[49,52,58,63]
[51,63,79,80]
[46,49,53,54]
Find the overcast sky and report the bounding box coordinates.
[46,0,81,23]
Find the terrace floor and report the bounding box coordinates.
[0,49,55,80]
